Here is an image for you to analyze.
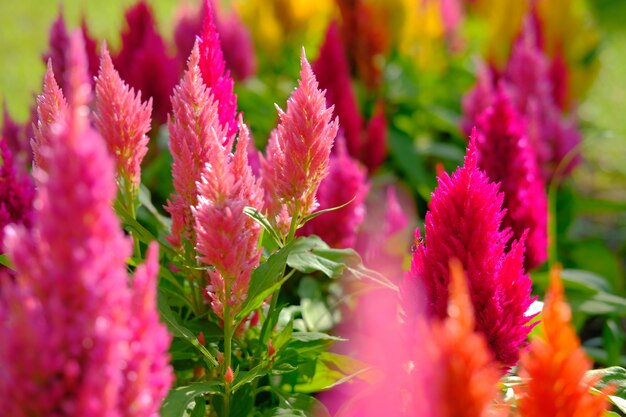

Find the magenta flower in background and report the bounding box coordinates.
[2,104,31,161]
[474,89,547,270]
[114,0,179,125]
[0,32,172,416]
[298,137,370,248]
[42,10,99,93]
[165,42,224,249]
[313,21,388,173]
[261,50,339,236]
[197,0,238,138]
[405,137,534,368]
[95,45,152,189]
[193,120,262,319]
[0,137,34,248]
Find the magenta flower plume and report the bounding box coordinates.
[475,90,547,270]
[405,138,534,368]
[198,0,238,138]
[2,104,28,159]
[114,0,179,125]
[32,61,67,171]
[0,137,34,247]
[165,42,222,249]
[261,50,339,235]
[42,10,99,93]
[298,137,369,248]
[95,45,152,188]
[216,11,257,81]
[314,22,363,162]
[313,22,388,173]
[0,32,172,417]
[193,120,262,319]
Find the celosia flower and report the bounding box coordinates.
[517,267,612,417]
[174,2,256,82]
[313,22,388,173]
[2,104,28,159]
[198,0,238,138]
[475,90,547,270]
[0,31,172,416]
[165,42,222,249]
[95,45,152,189]
[42,10,99,93]
[261,50,338,236]
[193,120,262,319]
[405,138,534,368]
[114,0,179,125]
[32,62,68,172]
[298,137,369,248]
[0,137,34,247]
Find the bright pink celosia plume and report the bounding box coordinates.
[165,42,223,249]
[95,45,153,188]
[405,136,535,368]
[475,89,547,270]
[0,31,172,416]
[114,0,179,125]
[193,119,262,318]
[198,0,238,138]
[261,49,339,235]
[298,137,369,248]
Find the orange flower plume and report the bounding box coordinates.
[517,267,612,417]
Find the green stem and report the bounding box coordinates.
[122,178,141,258]
[223,286,233,417]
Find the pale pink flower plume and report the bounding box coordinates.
[95,45,152,188]
[261,49,339,236]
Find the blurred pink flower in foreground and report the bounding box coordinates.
[261,50,338,236]
[0,32,171,417]
[405,137,534,368]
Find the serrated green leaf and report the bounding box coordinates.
[160,382,220,417]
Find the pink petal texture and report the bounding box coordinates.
[193,119,263,319]
[32,62,68,172]
[313,22,388,173]
[298,137,369,248]
[0,32,172,417]
[261,50,339,235]
[198,0,238,138]
[404,138,535,368]
[0,137,34,248]
[474,90,547,270]
[165,42,222,249]
[113,1,179,125]
[95,45,153,188]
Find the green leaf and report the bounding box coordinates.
[291,352,371,393]
[244,206,282,247]
[157,292,218,367]
[588,366,626,413]
[236,241,296,322]
[532,269,613,294]
[232,362,268,393]
[0,254,13,269]
[287,236,358,279]
[387,128,432,200]
[298,197,356,227]
[138,183,172,230]
[267,392,331,417]
[160,382,220,417]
